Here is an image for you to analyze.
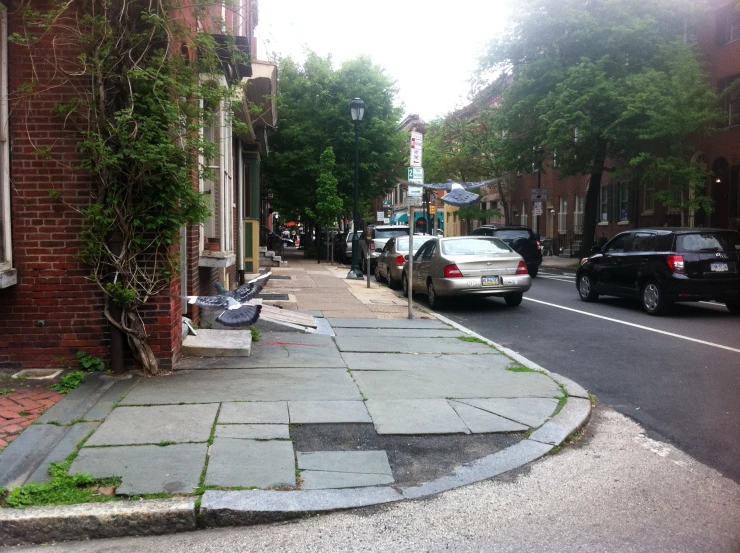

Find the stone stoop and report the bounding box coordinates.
[181,329,252,357]
[259,248,287,268]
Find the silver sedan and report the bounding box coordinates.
[374,235,434,289]
[401,236,532,309]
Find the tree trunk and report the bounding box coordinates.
[104,302,161,377]
[497,181,510,225]
[580,140,608,258]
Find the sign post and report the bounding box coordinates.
[407,205,414,319]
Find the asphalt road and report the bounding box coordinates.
[441,269,740,483]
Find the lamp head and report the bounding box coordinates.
[350,98,365,122]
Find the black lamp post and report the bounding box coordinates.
[347,97,365,279]
[533,145,545,238]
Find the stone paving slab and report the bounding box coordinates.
[288,401,371,423]
[215,424,290,440]
[341,352,512,372]
[120,369,361,404]
[334,336,497,354]
[84,378,140,421]
[332,327,467,338]
[364,399,470,435]
[0,425,71,488]
[327,318,449,329]
[300,471,394,490]
[219,402,289,424]
[258,332,335,345]
[69,443,207,495]
[27,422,101,483]
[353,368,561,400]
[458,397,560,428]
[85,404,219,446]
[448,401,528,433]
[296,451,392,475]
[176,353,346,370]
[206,438,295,489]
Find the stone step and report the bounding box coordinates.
[258,246,267,253]
[182,329,252,357]
[265,251,276,258]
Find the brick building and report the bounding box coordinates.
[0,1,276,371]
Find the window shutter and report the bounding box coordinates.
[627,183,635,222]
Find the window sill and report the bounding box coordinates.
[641,210,654,215]
[618,220,630,225]
[598,221,609,226]
[0,268,17,288]
[199,251,236,268]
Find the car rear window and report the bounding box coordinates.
[441,238,511,255]
[492,230,532,241]
[374,228,409,239]
[676,232,740,252]
[396,236,433,252]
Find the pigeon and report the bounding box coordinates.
[421,178,501,191]
[439,182,482,207]
[186,272,272,327]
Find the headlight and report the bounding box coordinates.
[580,258,588,265]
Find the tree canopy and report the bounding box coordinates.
[264,53,405,224]
[480,0,721,255]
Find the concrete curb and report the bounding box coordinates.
[0,314,592,546]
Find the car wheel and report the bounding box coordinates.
[374,263,384,282]
[725,301,740,314]
[642,280,670,316]
[402,273,409,298]
[504,292,523,306]
[528,265,538,278]
[427,280,444,309]
[577,274,599,302]
[387,269,398,289]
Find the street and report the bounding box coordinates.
[442,269,740,483]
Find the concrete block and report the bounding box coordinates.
[182,329,252,357]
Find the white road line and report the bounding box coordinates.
[538,275,576,283]
[523,297,740,354]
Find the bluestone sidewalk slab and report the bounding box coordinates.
[448,401,528,433]
[341,352,512,372]
[300,471,394,490]
[26,422,101,483]
[69,443,207,495]
[0,498,197,546]
[259,332,335,345]
[458,397,560,428]
[176,354,345,369]
[548,372,590,399]
[35,374,108,424]
[335,336,497,354]
[327,318,449,329]
[0,425,71,488]
[199,487,403,526]
[218,401,289,424]
[215,424,290,440]
[353,368,561,400]
[297,451,392,475]
[120,369,361,404]
[84,404,219,445]
[288,401,371,423]
[182,329,252,357]
[332,327,466,338]
[528,397,592,445]
[365,399,470,435]
[84,377,140,420]
[206,438,296,489]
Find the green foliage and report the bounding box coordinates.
[0,389,14,395]
[264,53,405,222]
[249,326,261,342]
[306,147,344,227]
[50,372,85,394]
[77,351,105,372]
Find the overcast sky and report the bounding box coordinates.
[256,0,512,123]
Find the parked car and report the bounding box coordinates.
[374,234,434,289]
[576,228,740,315]
[471,225,543,277]
[360,225,411,274]
[401,236,532,309]
[340,231,361,264]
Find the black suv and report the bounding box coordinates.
[471,225,543,277]
[576,228,740,315]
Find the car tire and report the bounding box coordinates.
[725,301,740,314]
[387,269,398,289]
[528,265,538,278]
[504,292,523,307]
[642,280,670,316]
[427,280,444,309]
[577,274,599,302]
[402,273,409,298]
[374,263,384,282]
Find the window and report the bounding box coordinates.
[520,201,528,226]
[631,232,657,253]
[643,181,655,213]
[558,197,567,233]
[619,183,629,222]
[717,5,740,44]
[574,195,584,233]
[0,5,13,285]
[604,233,632,253]
[599,184,609,222]
[719,75,740,127]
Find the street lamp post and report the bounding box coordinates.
[347,98,365,279]
[533,145,545,238]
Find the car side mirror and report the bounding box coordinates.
[404,255,409,261]
[591,246,602,254]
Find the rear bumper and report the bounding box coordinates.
[434,275,532,297]
[664,275,740,302]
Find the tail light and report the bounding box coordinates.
[536,240,541,248]
[443,264,463,278]
[515,261,528,275]
[370,242,375,252]
[667,255,684,273]
[395,254,405,266]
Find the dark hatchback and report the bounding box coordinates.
[576,228,740,315]
[470,225,543,277]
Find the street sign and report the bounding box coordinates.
[409,132,423,168]
[530,188,548,202]
[533,202,543,216]
[404,196,423,207]
[407,185,423,197]
[407,167,424,180]
[410,148,422,167]
[376,211,384,222]
[410,131,423,149]
[383,218,390,224]
[408,178,424,185]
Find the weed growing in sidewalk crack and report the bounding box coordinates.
[0,388,15,395]
[506,366,545,374]
[50,371,85,394]
[249,326,261,341]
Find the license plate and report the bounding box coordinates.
[481,275,501,286]
[710,262,728,272]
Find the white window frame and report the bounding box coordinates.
[599,183,609,223]
[520,201,528,226]
[643,181,655,214]
[574,195,584,233]
[558,197,567,233]
[0,5,13,281]
[618,183,629,223]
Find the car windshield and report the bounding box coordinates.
[374,228,409,239]
[677,232,740,252]
[493,230,532,241]
[395,236,433,253]
[441,238,511,255]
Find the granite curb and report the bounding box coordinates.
[0,314,592,546]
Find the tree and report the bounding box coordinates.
[264,53,405,228]
[480,0,721,255]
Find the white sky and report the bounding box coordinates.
[256,0,512,122]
